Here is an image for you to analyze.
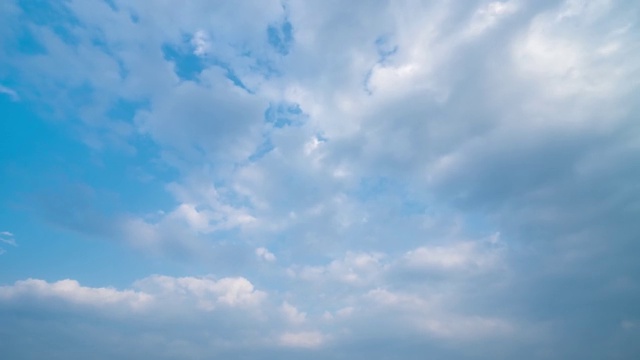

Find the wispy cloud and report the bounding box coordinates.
[0,231,16,253]
[0,85,19,101]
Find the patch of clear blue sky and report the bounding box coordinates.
[247,101,307,164]
[17,0,82,46]
[0,88,190,287]
[267,18,293,56]
[264,101,305,128]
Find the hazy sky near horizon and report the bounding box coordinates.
[1,0,639,359]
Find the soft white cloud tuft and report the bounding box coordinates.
[278,331,325,348]
[191,30,211,56]
[403,241,502,272]
[135,275,266,310]
[0,279,151,310]
[281,301,306,324]
[256,247,276,262]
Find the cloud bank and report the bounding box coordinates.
[1,0,639,359]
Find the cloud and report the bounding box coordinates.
[288,252,387,285]
[191,30,211,56]
[256,247,276,262]
[0,279,151,310]
[134,275,266,310]
[402,239,503,273]
[0,231,16,247]
[0,84,19,101]
[278,331,325,348]
[0,275,266,316]
[281,301,306,324]
[0,231,17,254]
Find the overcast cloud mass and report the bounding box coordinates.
[1,0,639,359]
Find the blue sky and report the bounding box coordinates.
[1,0,639,359]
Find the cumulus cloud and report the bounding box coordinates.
[256,247,276,262]
[134,275,266,310]
[281,301,306,324]
[0,275,266,316]
[0,279,151,310]
[191,30,211,56]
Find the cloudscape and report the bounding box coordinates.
[1,1,639,359]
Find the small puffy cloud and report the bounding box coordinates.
[256,247,276,262]
[281,301,306,324]
[191,30,211,56]
[278,331,325,348]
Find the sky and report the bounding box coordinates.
[0,0,639,359]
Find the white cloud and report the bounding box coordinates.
[0,231,16,255]
[0,279,151,310]
[365,288,428,308]
[191,30,211,56]
[281,301,306,324]
[403,241,502,272]
[512,0,638,100]
[363,287,514,341]
[134,275,266,310]
[464,1,519,37]
[0,275,266,315]
[256,247,276,262]
[0,231,16,247]
[290,252,387,285]
[0,84,19,101]
[278,331,325,348]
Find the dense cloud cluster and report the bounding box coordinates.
[1,0,639,359]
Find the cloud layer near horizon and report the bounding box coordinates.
[1,0,639,359]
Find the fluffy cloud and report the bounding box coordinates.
[135,275,266,310]
[0,275,264,313]
[0,279,151,310]
[256,247,277,262]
